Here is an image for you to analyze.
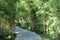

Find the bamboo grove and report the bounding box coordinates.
[0,0,60,39]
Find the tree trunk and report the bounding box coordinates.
[9,14,14,34]
[30,9,38,32]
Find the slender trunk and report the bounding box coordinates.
[30,15,35,31]
[9,14,14,34]
[8,2,15,34]
[30,9,38,32]
[43,21,46,34]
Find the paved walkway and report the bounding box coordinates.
[14,26,41,40]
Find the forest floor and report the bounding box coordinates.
[40,34,52,40]
[41,36,50,40]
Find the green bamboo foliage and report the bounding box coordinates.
[0,0,60,39]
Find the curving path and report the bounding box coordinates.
[14,26,41,40]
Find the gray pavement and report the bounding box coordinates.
[14,26,41,40]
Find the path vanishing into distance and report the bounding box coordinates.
[14,26,41,40]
